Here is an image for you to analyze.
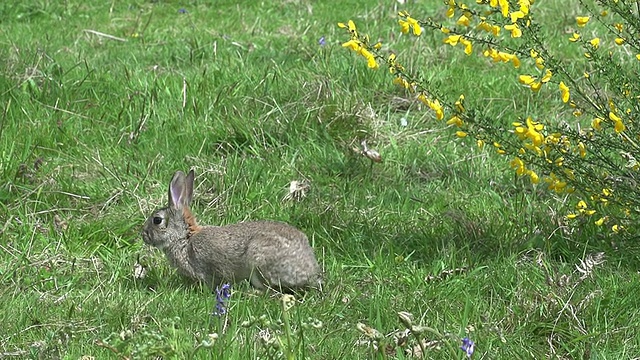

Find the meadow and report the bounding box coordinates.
[1,0,639,359]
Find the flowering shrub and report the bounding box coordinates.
[339,0,640,238]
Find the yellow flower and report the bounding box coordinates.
[578,142,587,158]
[477,21,501,36]
[518,75,536,85]
[338,20,358,38]
[612,224,623,233]
[342,40,378,69]
[461,38,473,55]
[592,117,603,130]
[447,0,456,17]
[444,35,462,46]
[576,200,587,210]
[541,69,552,83]
[457,15,471,27]
[341,39,360,52]
[615,38,625,45]
[527,170,540,183]
[614,119,625,133]
[447,116,464,127]
[589,37,600,49]
[362,50,379,69]
[504,23,522,38]
[393,76,412,89]
[498,0,509,17]
[398,14,422,36]
[594,217,606,226]
[569,33,580,42]
[455,95,465,112]
[559,81,570,103]
[566,213,579,220]
[477,139,485,148]
[428,99,444,120]
[518,0,531,14]
[609,112,625,133]
[535,57,545,70]
[456,131,468,138]
[510,10,525,23]
[510,157,526,175]
[576,16,590,27]
[526,117,544,146]
[530,81,542,92]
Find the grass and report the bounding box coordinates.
[1,0,639,359]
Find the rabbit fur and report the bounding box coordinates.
[141,170,321,291]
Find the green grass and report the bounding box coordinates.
[1,1,639,359]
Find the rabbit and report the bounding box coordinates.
[141,169,321,291]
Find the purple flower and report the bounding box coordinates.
[178,8,188,14]
[212,283,231,316]
[318,36,326,46]
[461,337,475,358]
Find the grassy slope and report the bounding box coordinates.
[1,1,639,359]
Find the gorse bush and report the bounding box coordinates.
[339,0,640,240]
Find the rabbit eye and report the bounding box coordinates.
[153,216,163,225]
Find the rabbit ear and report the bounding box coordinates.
[168,170,195,210]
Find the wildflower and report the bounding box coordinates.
[569,33,581,42]
[498,0,509,17]
[615,38,625,45]
[393,76,412,90]
[460,337,475,358]
[444,34,462,46]
[559,82,570,103]
[510,157,526,175]
[592,117,603,130]
[212,283,231,316]
[541,69,552,83]
[338,20,358,38]
[446,0,456,17]
[504,23,522,38]
[341,39,379,69]
[578,142,587,158]
[457,15,471,27]
[455,95,465,112]
[477,20,500,36]
[318,36,326,46]
[447,116,464,127]
[609,112,625,133]
[461,38,473,55]
[518,75,536,85]
[510,10,525,23]
[456,131,468,138]
[178,8,188,14]
[576,16,590,27]
[589,38,600,49]
[518,0,531,14]
[424,98,444,120]
[398,12,422,36]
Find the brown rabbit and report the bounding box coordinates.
[141,170,321,291]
